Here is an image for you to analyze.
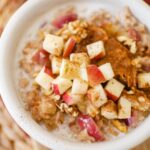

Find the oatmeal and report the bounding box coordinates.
[17,6,150,142]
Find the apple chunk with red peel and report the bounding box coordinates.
[52,13,78,29]
[51,56,62,74]
[70,52,90,66]
[87,41,106,60]
[77,114,104,141]
[62,90,84,105]
[60,59,80,80]
[43,34,64,56]
[35,66,54,90]
[101,100,117,119]
[63,38,76,58]
[98,63,114,81]
[118,97,131,119]
[52,77,72,95]
[71,79,88,95]
[105,79,125,101]
[87,84,107,108]
[87,65,105,87]
[80,64,88,82]
[32,49,49,65]
[137,73,150,88]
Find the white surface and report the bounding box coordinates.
[0,0,150,150]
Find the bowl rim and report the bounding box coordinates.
[0,0,150,150]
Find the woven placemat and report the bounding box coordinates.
[0,0,149,150]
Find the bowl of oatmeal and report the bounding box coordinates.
[0,0,150,150]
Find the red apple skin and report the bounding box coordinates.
[128,28,141,42]
[32,49,49,65]
[63,38,76,58]
[52,13,78,29]
[92,51,105,61]
[77,114,104,141]
[62,92,73,105]
[87,65,105,86]
[44,66,54,78]
[52,84,60,95]
[144,0,150,5]
[105,89,118,101]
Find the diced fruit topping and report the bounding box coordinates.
[98,63,114,81]
[52,77,72,95]
[44,66,54,77]
[86,101,99,117]
[87,41,105,60]
[35,66,54,90]
[128,28,141,42]
[43,34,64,56]
[51,56,62,74]
[87,65,105,87]
[80,64,88,82]
[52,13,78,29]
[62,90,84,105]
[118,97,131,119]
[32,49,49,65]
[105,79,125,101]
[77,115,104,141]
[87,84,107,108]
[63,37,76,57]
[60,59,80,79]
[70,52,90,66]
[137,73,150,88]
[101,100,117,119]
[71,79,88,95]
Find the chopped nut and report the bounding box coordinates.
[117,35,137,54]
[56,20,88,43]
[138,96,145,102]
[126,90,134,95]
[56,103,79,117]
[112,120,127,133]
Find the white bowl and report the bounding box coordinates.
[0,0,150,150]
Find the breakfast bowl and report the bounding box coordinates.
[0,0,150,150]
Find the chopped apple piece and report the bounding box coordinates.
[87,65,105,87]
[105,79,125,101]
[77,114,104,141]
[52,77,72,95]
[62,90,84,105]
[87,41,105,60]
[118,97,131,119]
[43,34,64,56]
[63,38,76,57]
[35,66,54,90]
[51,56,62,74]
[87,84,107,108]
[71,79,88,95]
[80,64,88,82]
[98,63,114,81]
[60,59,80,80]
[86,101,99,117]
[101,100,118,119]
[32,49,49,65]
[52,13,78,29]
[137,73,150,88]
[70,52,90,66]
